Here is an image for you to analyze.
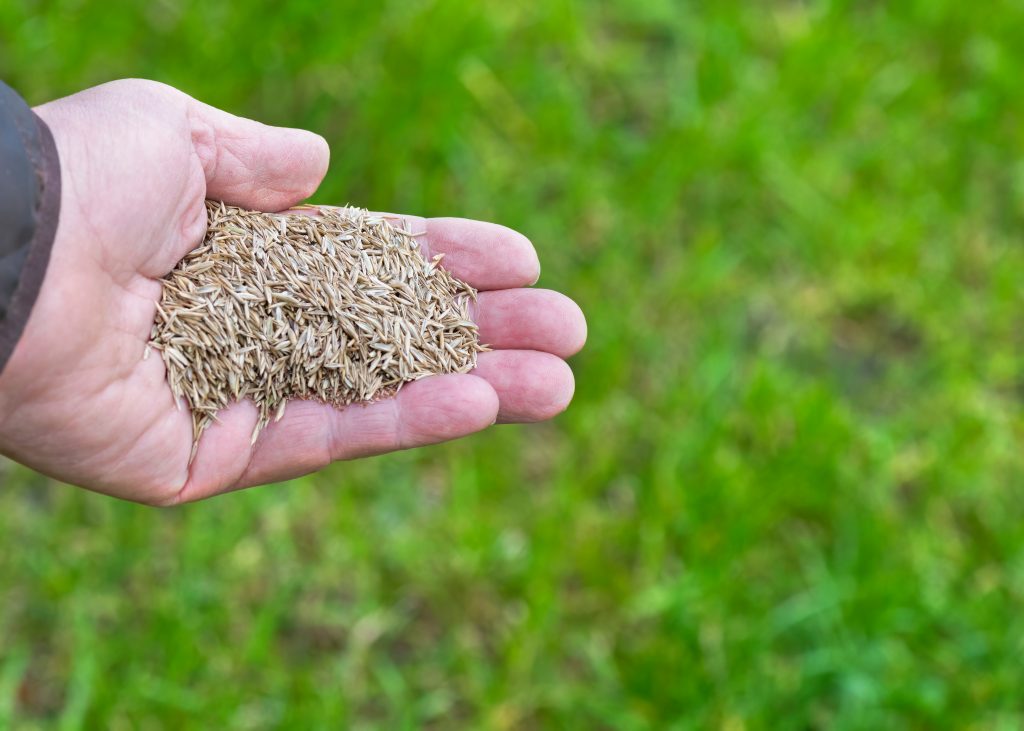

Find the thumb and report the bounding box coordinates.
[186,98,330,212]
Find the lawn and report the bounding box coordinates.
[2,0,1024,727]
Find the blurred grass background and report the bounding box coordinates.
[2,0,1024,727]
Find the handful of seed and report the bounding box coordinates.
[149,201,486,454]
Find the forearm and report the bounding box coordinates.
[0,81,61,376]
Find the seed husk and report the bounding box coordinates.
[150,201,488,459]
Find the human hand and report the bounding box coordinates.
[0,79,585,504]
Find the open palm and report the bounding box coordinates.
[0,80,585,504]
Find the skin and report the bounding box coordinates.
[0,79,586,505]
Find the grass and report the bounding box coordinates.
[2,0,1024,727]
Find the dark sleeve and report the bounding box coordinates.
[0,81,61,376]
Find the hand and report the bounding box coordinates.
[0,79,585,505]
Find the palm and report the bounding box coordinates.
[0,80,584,504]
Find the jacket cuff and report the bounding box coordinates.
[0,81,61,375]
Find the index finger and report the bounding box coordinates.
[395,215,541,291]
[304,207,541,291]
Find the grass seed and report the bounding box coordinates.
[149,201,488,458]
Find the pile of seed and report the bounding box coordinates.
[149,201,486,454]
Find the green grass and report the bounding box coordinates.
[3,0,1024,727]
